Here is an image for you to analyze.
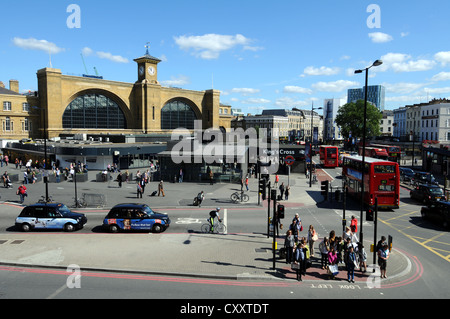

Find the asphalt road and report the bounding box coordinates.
[0,164,449,300]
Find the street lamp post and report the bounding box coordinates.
[309,104,323,187]
[33,106,49,202]
[354,59,383,243]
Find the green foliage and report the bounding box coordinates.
[335,100,382,139]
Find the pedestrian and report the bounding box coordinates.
[137,182,143,198]
[350,215,358,234]
[23,171,29,184]
[336,236,344,263]
[158,180,165,197]
[56,168,61,183]
[117,172,123,188]
[346,245,357,283]
[284,230,295,264]
[209,170,214,185]
[327,247,338,279]
[140,177,146,194]
[358,242,367,273]
[179,169,183,183]
[319,237,330,270]
[376,236,387,252]
[17,183,27,204]
[378,242,390,279]
[245,176,249,191]
[307,225,318,257]
[293,243,304,281]
[293,213,303,233]
[289,220,299,243]
[284,185,290,200]
[197,191,204,207]
[274,174,279,187]
[279,182,284,199]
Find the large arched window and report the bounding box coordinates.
[161,100,197,130]
[63,93,126,129]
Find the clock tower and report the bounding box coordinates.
[134,43,161,84]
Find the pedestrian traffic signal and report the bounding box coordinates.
[321,180,329,198]
[277,204,285,219]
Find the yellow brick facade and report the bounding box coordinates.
[1,53,231,141]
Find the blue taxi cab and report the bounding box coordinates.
[15,203,87,232]
[102,203,170,233]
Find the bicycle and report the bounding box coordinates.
[73,197,87,208]
[230,191,249,203]
[37,196,54,204]
[201,219,227,234]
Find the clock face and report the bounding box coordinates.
[148,66,155,76]
[139,66,144,76]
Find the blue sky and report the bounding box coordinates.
[1,0,450,114]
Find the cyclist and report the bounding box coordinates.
[209,207,221,232]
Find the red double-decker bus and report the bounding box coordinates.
[358,147,389,160]
[319,145,339,168]
[342,155,400,209]
[370,144,401,163]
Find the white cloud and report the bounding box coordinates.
[383,82,427,94]
[303,66,340,76]
[174,33,251,59]
[368,32,393,43]
[422,87,450,95]
[96,51,129,63]
[400,32,409,37]
[283,86,313,94]
[391,59,436,72]
[82,47,94,56]
[160,75,190,87]
[311,80,359,92]
[13,37,65,54]
[241,98,271,104]
[275,97,309,109]
[431,72,450,82]
[376,53,436,73]
[435,51,450,66]
[230,88,260,95]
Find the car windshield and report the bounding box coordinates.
[57,205,73,216]
[143,206,155,216]
[429,188,443,195]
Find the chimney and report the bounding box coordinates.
[0,81,5,88]
[9,80,19,93]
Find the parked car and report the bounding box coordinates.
[399,167,415,182]
[102,203,170,233]
[411,171,439,186]
[410,184,446,204]
[15,203,87,232]
[421,202,450,229]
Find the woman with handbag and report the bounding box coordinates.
[293,243,305,281]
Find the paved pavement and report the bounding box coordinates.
[0,165,419,286]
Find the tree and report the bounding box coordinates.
[335,100,382,140]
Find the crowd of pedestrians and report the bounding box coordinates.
[283,214,389,282]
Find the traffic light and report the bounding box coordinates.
[277,204,285,219]
[321,180,329,198]
[366,207,374,221]
[259,178,267,200]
